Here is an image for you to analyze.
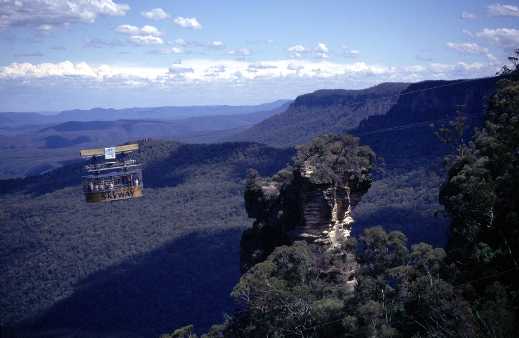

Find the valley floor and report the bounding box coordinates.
[0,185,247,337]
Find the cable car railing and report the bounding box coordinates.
[84,159,140,173]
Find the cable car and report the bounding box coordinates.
[80,143,143,203]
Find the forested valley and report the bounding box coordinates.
[162,55,519,338]
[2,50,518,338]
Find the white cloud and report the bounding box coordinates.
[317,42,329,53]
[461,11,477,19]
[204,64,227,78]
[405,65,427,73]
[175,38,187,46]
[208,65,226,73]
[0,59,499,91]
[0,59,503,110]
[116,24,139,35]
[447,42,488,54]
[316,43,329,58]
[0,0,129,30]
[248,63,278,72]
[288,43,330,58]
[287,63,304,72]
[288,45,306,58]
[0,61,109,79]
[476,28,519,47]
[116,25,161,36]
[446,42,498,64]
[141,8,170,20]
[38,24,53,31]
[141,25,161,36]
[168,64,194,74]
[488,3,519,17]
[209,41,225,49]
[173,17,202,29]
[228,48,251,57]
[128,35,163,46]
[487,53,498,63]
[342,47,360,58]
[316,53,329,59]
[288,45,306,53]
[463,29,474,37]
[168,38,223,52]
[0,59,382,84]
[116,24,163,45]
[160,47,185,54]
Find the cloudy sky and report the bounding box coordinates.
[1,0,519,112]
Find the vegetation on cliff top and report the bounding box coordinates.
[240,134,375,272]
[167,55,519,337]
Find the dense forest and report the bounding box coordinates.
[163,55,519,337]
[0,141,294,337]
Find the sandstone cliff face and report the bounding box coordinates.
[353,77,497,167]
[227,83,409,147]
[240,134,374,272]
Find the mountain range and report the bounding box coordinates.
[0,100,291,128]
[0,101,290,178]
[0,76,500,337]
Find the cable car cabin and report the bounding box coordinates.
[80,144,143,203]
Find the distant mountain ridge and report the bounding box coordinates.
[0,101,291,178]
[37,104,290,144]
[0,100,291,127]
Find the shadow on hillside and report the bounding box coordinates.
[17,228,243,338]
[353,206,449,247]
[0,161,83,196]
[143,142,295,189]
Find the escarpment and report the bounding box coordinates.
[226,82,409,147]
[240,134,374,273]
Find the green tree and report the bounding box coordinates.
[439,50,519,336]
[434,105,468,163]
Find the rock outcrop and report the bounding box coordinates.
[240,134,374,272]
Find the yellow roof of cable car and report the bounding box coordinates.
[80,143,139,158]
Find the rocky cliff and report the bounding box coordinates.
[226,82,409,147]
[353,77,497,168]
[226,78,496,163]
[240,134,374,272]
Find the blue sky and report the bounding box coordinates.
[1,0,519,112]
